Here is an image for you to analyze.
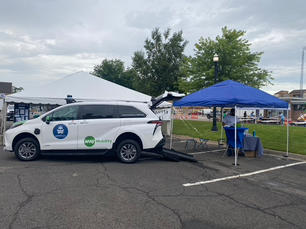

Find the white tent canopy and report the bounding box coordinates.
[6,71,152,105]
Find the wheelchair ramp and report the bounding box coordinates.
[160,148,198,162]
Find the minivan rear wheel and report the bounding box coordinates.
[14,137,40,161]
[116,139,141,163]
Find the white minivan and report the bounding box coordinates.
[4,102,165,163]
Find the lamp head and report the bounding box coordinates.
[213,54,219,62]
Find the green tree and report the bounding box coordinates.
[179,27,272,93]
[13,86,24,93]
[132,28,188,96]
[92,59,136,89]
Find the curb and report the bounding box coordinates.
[264,149,306,161]
[172,134,306,161]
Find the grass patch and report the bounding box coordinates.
[173,120,306,155]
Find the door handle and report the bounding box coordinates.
[80,121,88,124]
[68,122,77,125]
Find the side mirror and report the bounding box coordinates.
[46,116,51,124]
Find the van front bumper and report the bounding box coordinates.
[3,145,13,152]
[3,132,13,151]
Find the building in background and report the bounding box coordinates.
[289,89,306,98]
[0,82,12,95]
[274,90,289,98]
[274,90,306,121]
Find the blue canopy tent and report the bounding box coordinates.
[174,80,290,166]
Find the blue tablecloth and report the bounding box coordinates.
[224,127,248,149]
[244,135,264,157]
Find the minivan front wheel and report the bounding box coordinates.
[14,137,40,161]
[116,139,141,163]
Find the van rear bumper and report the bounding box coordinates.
[144,137,165,152]
[155,137,166,148]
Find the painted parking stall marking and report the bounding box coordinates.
[190,149,225,155]
[183,161,306,187]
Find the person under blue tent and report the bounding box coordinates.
[222,108,246,156]
[222,108,239,127]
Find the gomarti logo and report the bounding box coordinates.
[84,136,95,147]
[53,124,68,139]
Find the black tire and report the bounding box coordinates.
[14,137,40,161]
[116,139,141,163]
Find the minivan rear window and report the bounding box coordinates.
[118,105,146,118]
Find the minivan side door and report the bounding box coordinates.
[41,105,79,150]
[117,105,148,143]
[77,104,120,150]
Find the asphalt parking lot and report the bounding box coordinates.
[1,139,306,229]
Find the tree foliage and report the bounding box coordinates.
[179,27,272,93]
[13,86,24,93]
[92,59,136,89]
[132,28,188,96]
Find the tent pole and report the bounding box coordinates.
[285,108,289,157]
[169,106,174,150]
[234,106,237,166]
[220,107,223,143]
[1,98,7,145]
[220,125,223,143]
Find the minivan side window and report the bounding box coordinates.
[78,105,116,119]
[46,105,79,121]
[118,105,146,118]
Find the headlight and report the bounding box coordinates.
[10,121,26,129]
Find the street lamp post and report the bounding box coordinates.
[300,47,306,98]
[211,54,219,132]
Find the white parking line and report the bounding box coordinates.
[0,166,13,173]
[189,149,225,155]
[172,140,189,143]
[183,161,306,187]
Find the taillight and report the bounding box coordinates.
[148,120,163,126]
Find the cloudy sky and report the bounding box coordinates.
[0,0,305,94]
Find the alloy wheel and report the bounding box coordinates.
[120,143,137,161]
[18,142,37,160]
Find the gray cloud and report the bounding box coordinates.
[224,0,306,29]
[0,0,305,94]
[125,9,173,30]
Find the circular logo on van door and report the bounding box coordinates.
[53,124,68,139]
[84,136,95,147]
